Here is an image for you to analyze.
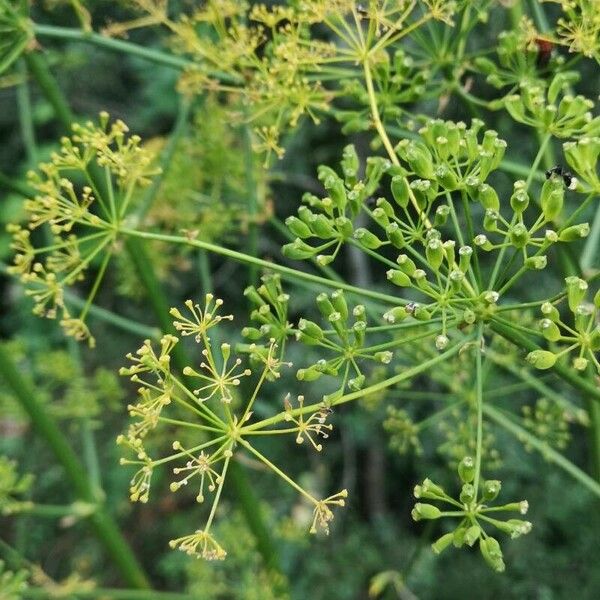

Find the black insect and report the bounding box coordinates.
[545,164,574,188]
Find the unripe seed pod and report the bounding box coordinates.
[480,537,505,573]
[510,223,530,248]
[459,245,473,272]
[540,318,561,342]
[285,216,312,238]
[371,206,390,228]
[426,238,444,271]
[405,143,434,179]
[375,351,393,364]
[565,276,588,311]
[460,483,475,504]
[352,320,366,346]
[354,227,383,249]
[435,164,459,189]
[526,350,557,370]
[464,524,481,547]
[540,177,564,221]
[483,209,499,232]
[474,234,493,251]
[483,480,501,502]
[458,456,475,483]
[376,197,395,218]
[434,204,450,226]
[413,305,432,321]
[559,223,589,242]
[335,216,354,238]
[384,306,409,323]
[463,308,476,324]
[391,175,410,208]
[386,223,405,248]
[510,189,529,214]
[283,238,318,259]
[330,290,348,321]
[432,532,454,555]
[397,254,417,276]
[541,301,560,321]
[449,269,465,292]
[296,366,323,381]
[316,293,335,319]
[341,144,359,184]
[443,240,456,268]
[387,269,412,287]
[325,176,347,211]
[524,255,547,270]
[348,373,365,390]
[310,214,336,238]
[411,503,442,521]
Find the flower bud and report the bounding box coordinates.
[316,293,335,319]
[375,351,393,364]
[526,350,557,370]
[483,209,499,232]
[573,357,588,371]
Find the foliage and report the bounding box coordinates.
[0,0,599,598]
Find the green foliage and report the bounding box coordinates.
[1,0,599,597]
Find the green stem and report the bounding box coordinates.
[24,50,74,129]
[489,319,600,402]
[31,23,241,84]
[0,346,149,588]
[473,322,484,498]
[121,228,401,306]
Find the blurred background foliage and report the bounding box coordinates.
[0,1,599,599]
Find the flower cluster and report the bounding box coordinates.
[412,457,531,572]
[118,296,347,559]
[7,113,158,346]
[527,278,599,374]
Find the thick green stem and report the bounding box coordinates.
[0,346,150,588]
[24,51,74,129]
